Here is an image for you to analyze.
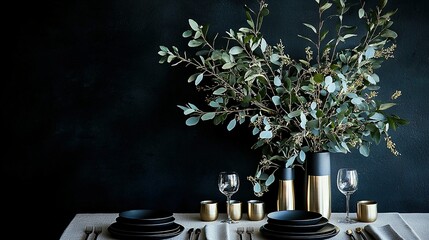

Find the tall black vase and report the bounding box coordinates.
[305,151,331,219]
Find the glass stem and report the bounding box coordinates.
[226,195,232,222]
[345,193,350,221]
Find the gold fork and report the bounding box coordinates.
[93,226,102,240]
[83,226,93,240]
[246,227,254,240]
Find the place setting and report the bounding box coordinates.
[259,210,340,239]
[107,209,185,239]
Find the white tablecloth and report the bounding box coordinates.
[59,212,428,240]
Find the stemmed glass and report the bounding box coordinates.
[218,171,240,224]
[337,168,358,223]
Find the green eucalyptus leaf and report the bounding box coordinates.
[227,118,237,131]
[229,46,244,55]
[182,30,192,38]
[274,76,282,86]
[188,19,199,31]
[177,105,188,111]
[379,103,396,110]
[185,116,200,126]
[253,182,262,193]
[358,8,365,18]
[303,23,317,34]
[252,127,260,135]
[201,112,216,120]
[183,109,195,115]
[259,130,273,139]
[188,39,203,47]
[272,96,281,105]
[195,73,204,85]
[359,144,370,157]
[314,73,324,83]
[213,88,227,95]
[222,62,236,70]
[209,101,220,108]
[381,29,398,39]
[265,174,275,186]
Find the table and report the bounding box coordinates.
[60,212,428,240]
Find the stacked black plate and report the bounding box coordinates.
[108,209,184,239]
[260,210,339,240]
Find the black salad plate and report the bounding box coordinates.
[267,210,323,225]
[108,224,184,239]
[260,224,340,240]
[118,209,174,224]
[262,222,336,236]
[266,217,328,232]
[108,222,181,234]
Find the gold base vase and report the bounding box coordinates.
[305,152,331,219]
[277,167,295,211]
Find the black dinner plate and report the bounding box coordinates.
[263,222,336,236]
[118,209,174,224]
[267,210,323,225]
[109,222,181,234]
[116,217,175,227]
[260,224,340,240]
[108,224,184,239]
[266,217,329,232]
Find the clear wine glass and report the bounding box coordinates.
[218,171,240,224]
[337,168,358,223]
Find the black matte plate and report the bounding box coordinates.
[260,224,340,239]
[109,222,180,234]
[118,209,174,224]
[263,222,336,236]
[108,224,184,239]
[266,217,328,232]
[267,210,323,225]
[116,216,175,226]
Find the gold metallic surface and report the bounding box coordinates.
[357,200,378,222]
[306,175,331,219]
[228,200,242,221]
[200,200,218,221]
[277,180,295,211]
[247,200,265,221]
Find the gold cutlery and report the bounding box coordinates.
[83,226,93,240]
[346,229,356,240]
[246,227,254,240]
[237,227,244,240]
[355,227,369,240]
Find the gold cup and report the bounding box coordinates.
[357,200,378,222]
[228,200,242,221]
[247,200,265,221]
[200,200,218,221]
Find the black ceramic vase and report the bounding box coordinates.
[305,151,331,219]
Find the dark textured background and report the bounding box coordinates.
[5,0,429,239]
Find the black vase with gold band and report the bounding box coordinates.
[305,151,331,219]
[276,167,295,211]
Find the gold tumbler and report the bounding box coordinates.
[357,200,378,222]
[200,200,218,221]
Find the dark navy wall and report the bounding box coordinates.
[5,0,429,239]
